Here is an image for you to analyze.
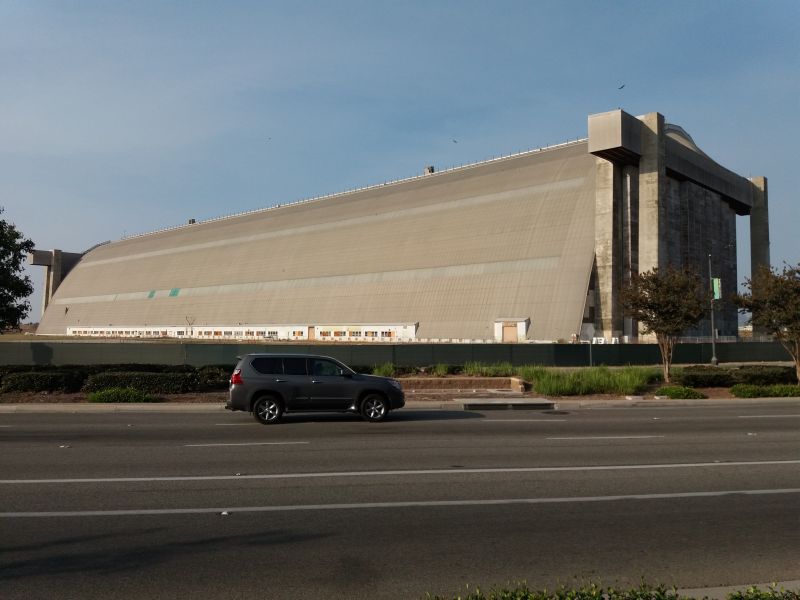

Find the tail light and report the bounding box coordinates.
[230,369,243,386]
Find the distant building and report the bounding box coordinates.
[30,109,769,343]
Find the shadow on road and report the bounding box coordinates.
[1,528,328,582]
[278,410,482,424]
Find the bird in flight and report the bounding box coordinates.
[452,139,458,143]
[618,84,625,89]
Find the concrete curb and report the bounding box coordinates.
[554,397,800,409]
[1,397,799,413]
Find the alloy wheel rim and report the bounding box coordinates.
[366,399,385,419]
[259,401,278,421]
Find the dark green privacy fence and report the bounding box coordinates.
[0,341,791,368]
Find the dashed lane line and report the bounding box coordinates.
[546,435,665,440]
[184,441,310,448]
[482,419,567,422]
[2,459,799,485]
[3,488,800,518]
[737,414,800,418]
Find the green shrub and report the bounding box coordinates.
[768,384,800,397]
[515,365,548,384]
[656,385,706,399]
[372,362,396,377]
[88,387,160,403]
[519,366,661,396]
[463,362,515,377]
[676,366,735,388]
[427,582,705,600]
[428,582,800,600]
[432,363,451,377]
[734,365,796,386]
[732,383,800,398]
[731,384,762,398]
[728,586,800,600]
[0,371,86,393]
[83,371,199,394]
[196,365,233,391]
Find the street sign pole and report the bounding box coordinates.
[708,253,718,366]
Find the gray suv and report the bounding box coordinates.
[226,354,405,423]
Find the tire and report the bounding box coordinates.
[252,396,283,424]
[361,393,388,422]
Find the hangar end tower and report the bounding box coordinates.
[587,109,768,342]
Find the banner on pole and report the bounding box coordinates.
[712,278,722,300]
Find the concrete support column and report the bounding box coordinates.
[594,158,622,340]
[621,165,638,339]
[48,250,63,314]
[749,176,770,336]
[637,112,666,274]
[749,176,770,276]
[27,249,82,317]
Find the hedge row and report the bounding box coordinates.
[0,372,86,393]
[676,365,797,388]
[655,385,706,399]
[731,384,800,398]
[428,583,800,600]
[82,372,200,394]
[88,387,160,403]
[0,365,232,394]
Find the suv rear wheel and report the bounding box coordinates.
[253,396,283,424]
[361,393,388,422]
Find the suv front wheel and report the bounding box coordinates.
[361,394,388,422]
[253,396,283,424]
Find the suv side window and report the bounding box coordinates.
[251,357,283,375]
[309,358,343,377]
[283,357,308,376]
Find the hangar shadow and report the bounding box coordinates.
[1,528,328,582]
[278,410,482,424]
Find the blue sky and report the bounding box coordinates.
[3,0,798,321]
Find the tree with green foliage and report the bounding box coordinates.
[0,207,34,331]
[620,266,707,383]
[736,263,800,384]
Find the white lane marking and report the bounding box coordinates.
[546,435,665,440]
[0,425,12,428]
[3,459,800,485]
[3,488,800,518]
[214,423,257,426]
[184,441,309,448]
[483,419,567,422]
[738,415,800,419]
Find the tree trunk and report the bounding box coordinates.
[778,338,800,385]
[657,334,675,384]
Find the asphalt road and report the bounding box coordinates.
[1,402,799,599]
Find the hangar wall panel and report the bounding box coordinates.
[37,143,597,341]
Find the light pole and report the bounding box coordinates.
[708,253,718,366]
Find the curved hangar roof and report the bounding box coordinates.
[38,141,597,341]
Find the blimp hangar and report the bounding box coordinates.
[30,109,769,343]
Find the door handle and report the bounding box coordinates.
[274,379,286,383]
[311,379,322,384]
